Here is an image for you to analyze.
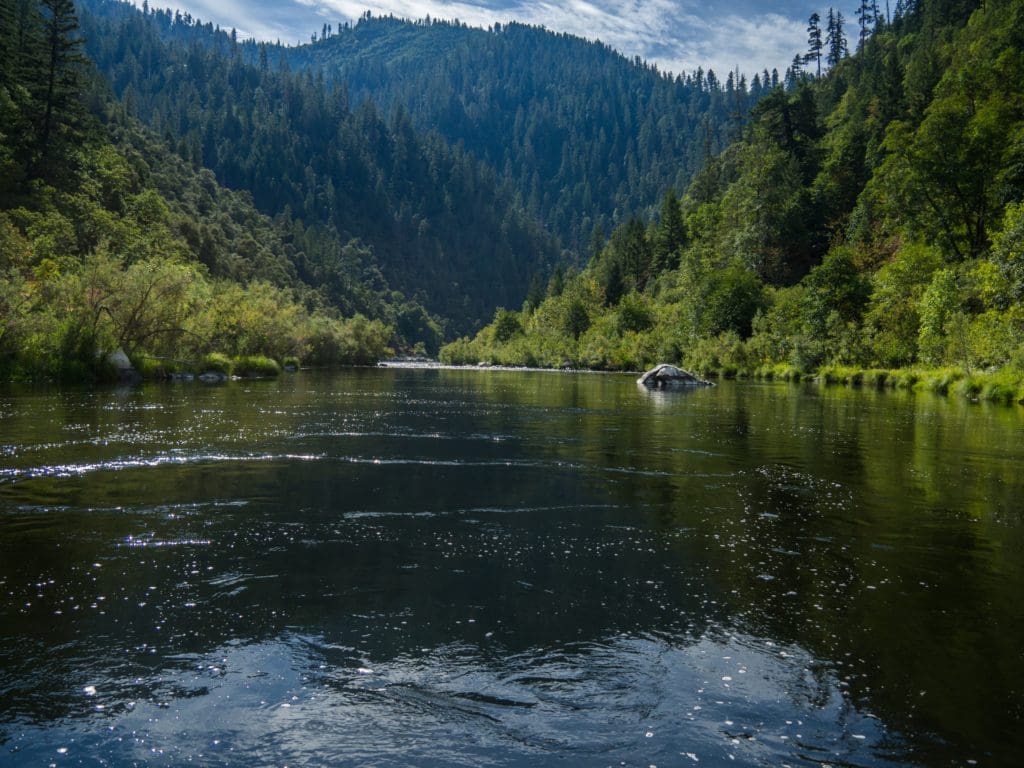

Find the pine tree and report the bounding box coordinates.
[3,0,37,89]
[652,189,686,273]
[856,0,879,50]
[0,0,13,85]
[806,12,823,78]
[826,9,848,68]
[786,55,804,90]
[28,0,86,177]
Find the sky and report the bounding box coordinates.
[137,1,863,79]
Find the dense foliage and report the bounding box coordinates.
[447,0,1024,402]
[73,1,767,322]
[1,0,392,382]
[282,15,760,252]
[75,0,567,334]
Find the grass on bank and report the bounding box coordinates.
[130,352,284,379]
[812,364,1024,402]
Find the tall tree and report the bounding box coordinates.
[856,0,879,50]
[652,189,686,274]
[786,55,805,89]
[806,12,823,78]
[826,8,848,68]
[28,0,85,178]
[0,0,14,86]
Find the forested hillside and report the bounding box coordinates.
[75,0,563,334]
[1,0,395,381]
[76,1,758,257]
[281,16,758,251]
[449,0,1024,402]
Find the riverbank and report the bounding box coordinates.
[438,344,1024,407]
[811,364,1024,405]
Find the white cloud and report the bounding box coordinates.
[318,0,808,75]
[136,1,813,76]
[128,0,305,41]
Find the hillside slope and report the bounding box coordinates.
[76,0,563,335]
[1,0,394,380]
[446,0,1024,402]
[283,16,756,251]
[77,1,758,257]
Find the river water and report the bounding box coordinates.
[1,367,1022,767]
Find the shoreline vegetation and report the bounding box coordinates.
[443,356,1024,409]
[432,355,1024,406]
[441,0,1024,410]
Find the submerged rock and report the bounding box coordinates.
[198,371,227,384]
[637,364,713,389]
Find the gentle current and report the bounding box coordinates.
[1,367,1022,767]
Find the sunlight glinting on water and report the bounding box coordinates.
[2,369,1022,766]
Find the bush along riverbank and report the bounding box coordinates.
[131,353,284,381]
[1,249,393,385]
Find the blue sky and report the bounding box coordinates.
[137,1,864,78]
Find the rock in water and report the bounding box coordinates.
[105,348,140,384]
[637,364,713,389]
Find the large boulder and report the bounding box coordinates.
[637,364,713,389]
[105,348,140,384]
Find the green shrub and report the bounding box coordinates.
[616,293,654,334]
[492,308,524,343]
[864,369,889,388]
[951,375,983,399]
[982,379,1018,405]
[888,369,920,389]
[200,352,233,376]
[754,363,803,382]
[232,355,280,377]
[916,367,965,395]
[439,337,484,365]
[132,355,185,379]
[818,364,847,385]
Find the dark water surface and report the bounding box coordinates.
[1,367,1022,767]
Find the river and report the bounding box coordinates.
[1,367,1022,767]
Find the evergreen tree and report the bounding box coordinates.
[826,9,848,67]
[524,273,545,313]
[652,189,686,273]
[806,12,823,78]
[786,55,805,89]
[0,0,14,86]
[27,0,85,178]
[856,0,879,50]
[547,265,565,298]
[613,216,652,293]
[603,258,625,306]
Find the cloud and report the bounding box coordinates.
[307,0,810,74]
[128,0,310,41]
[136,1,837,76]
